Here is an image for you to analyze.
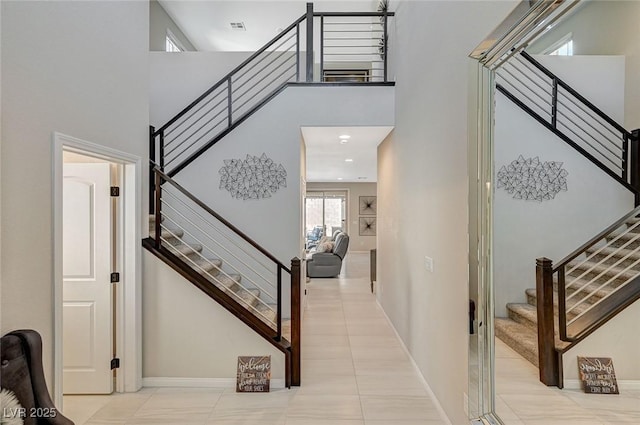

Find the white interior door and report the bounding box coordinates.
[63,163,113,394]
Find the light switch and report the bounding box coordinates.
[425,256,433,272]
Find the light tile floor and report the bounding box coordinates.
[64,253,639,425]
[63,253,446,425]
[495,338,640,424]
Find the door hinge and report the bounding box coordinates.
[110,186,120,197]
[110,272,120,283]
[110,358,120,370]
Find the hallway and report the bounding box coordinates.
[63,253,446,424]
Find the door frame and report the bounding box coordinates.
[52,132,142,406]
[467,1,582,423]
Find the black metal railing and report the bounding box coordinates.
[496,51,639,196]
[151,167,299,343]
[149,3,394,194]
[536,206,640,385]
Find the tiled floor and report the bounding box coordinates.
[495,338,640,424]
[63,253,446,425]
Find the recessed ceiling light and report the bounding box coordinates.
[345,158,354,162]
[337,177,343,180]
[339,135,351,139]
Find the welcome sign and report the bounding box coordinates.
[577,356,619,394]
[236,356,271,392]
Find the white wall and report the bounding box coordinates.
[306,182,377,252]
[1,1,149,385]
[142,252,285,381]
[527,0,640,130]
[494,56,633,316]
[149,0,196,52]
[150,51,253,128]
[376,2,518,424]
[563,299,640,385]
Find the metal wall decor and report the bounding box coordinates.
[497,155,568,202]
[359,196,377,215]
[219,153,287,200]
[359,217,376,236]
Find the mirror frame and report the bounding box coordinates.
[467,1,582,423]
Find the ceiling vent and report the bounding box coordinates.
[230,22,246,31]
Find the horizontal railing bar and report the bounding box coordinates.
[160,212,278,304]
[497,76,552,118]
[156,167,291,273]
[233,64,297,112]
[161,192,277,278]
[556,101,624,154]
[520,51,632,138]
[317,12,394,17]
[496,83,638,196]
[232,32,297,83]
[566,220,640,278]
[324,30,384,33]
[164,87,227,138]
[555,119,624,170]
[557,88,627,143]
[504,60,553,98]
[324,37,380,40]
[553,205,640,270]
[153,14,305,135]
[323,45,380,48]
[232,44,297,98]
[164,95,228,148]
[164,112,228,163]
[323,53,380,56]
[498,68,552,110]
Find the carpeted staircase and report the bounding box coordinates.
[496,215,640,367]
[149,215,280,328]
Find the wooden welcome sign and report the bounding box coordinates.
[577,356,619,394]
[236,356,271,392]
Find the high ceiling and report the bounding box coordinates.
[158,1,389,183]
[159,0,379,52]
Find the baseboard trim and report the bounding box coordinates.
[376,299,453,425]
[142,377,286,389]
[563,379,640,391]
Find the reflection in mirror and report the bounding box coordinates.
[492,1,640,423]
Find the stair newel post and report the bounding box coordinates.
[296,23,301,82]
[276,265,282,341]
[149,126,156,215]
[319,15,324,81]
[536,257,559,386]
[290,257,301,386]
[305,3,314,82]
[154,170,163,250]
[557,266,567,341]
[159,129,165,172]
[632,129,640,206]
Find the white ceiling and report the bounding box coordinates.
[159,0,379,51]
[302,126,393,183]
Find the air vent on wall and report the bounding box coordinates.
[230,22,246,31]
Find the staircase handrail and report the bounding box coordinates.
[520,51,633,139]
[496,50,640,197]
[553,205,640,271]
[152,166,291,273]
[152,14,307,137]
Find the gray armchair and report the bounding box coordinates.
[306,232,349,278]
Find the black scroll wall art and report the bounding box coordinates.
[219,153,287,200]
[497,155,568,202]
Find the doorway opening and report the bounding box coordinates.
[53,133,142,409]
[305,190,348,249]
